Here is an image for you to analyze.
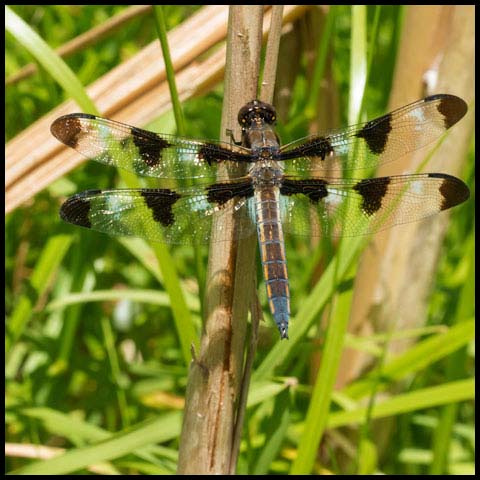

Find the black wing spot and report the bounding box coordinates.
[428,173,470,210]
[279,137,334,161]
[280,178,329,203]
[353,177,390,216]
[60,189,101,228]
[433,94,468,129]
[131,127,170,167]
[141,189,181,227]
[355,113,392,155]
[206,179,254,206]
[51,115,93,148]
[198,143,252,166]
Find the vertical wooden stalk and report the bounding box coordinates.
[261,5,283,103]
[227,9,285,473]
[177,6,264,474]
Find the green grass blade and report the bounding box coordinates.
[46,288,200,313]
[153,5,185,136]
[6,234,73,354]
[117,238,164,283]
[430,233,475,474]
[327,378,474,428]
[290,285,354,474]
[153,5,206,323]
[246,381,289,408]
[100,317,131,427]
[9,412,183,475]
[5,5,98,114]
[18,407,178,469]
[151,243,200,362]
[342,319,475,399]
[290,8,368,473]
[21,407,112,442]
[348,5,367,123]
[252,389,291,474]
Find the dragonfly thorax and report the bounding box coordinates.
[250,160,283,188]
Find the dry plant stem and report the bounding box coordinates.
[6,5,152,86]
[228,7,284,473]
[260,5,284,103]
[177,6,264,474]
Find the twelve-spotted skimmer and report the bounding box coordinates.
[52,94,469,340]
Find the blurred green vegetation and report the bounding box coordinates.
[5,5,474,475]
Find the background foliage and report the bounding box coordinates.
[5,5,474,475]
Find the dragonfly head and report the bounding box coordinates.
[238,100,277,129]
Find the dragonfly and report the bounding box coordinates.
[52,94,469,340]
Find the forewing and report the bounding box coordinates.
[51,113,253,182]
